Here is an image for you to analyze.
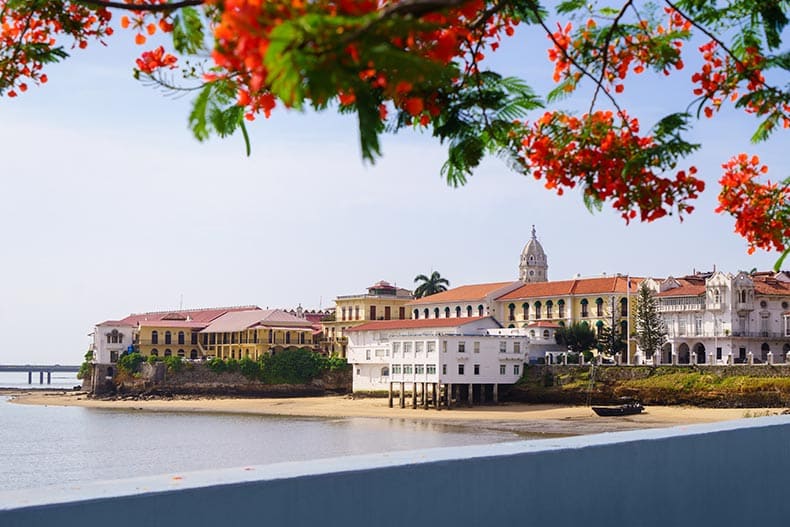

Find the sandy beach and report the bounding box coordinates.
[8,390,783,436]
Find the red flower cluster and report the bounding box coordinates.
[716,154,790,254]
[0,1,113,97]
[547,8,690,95]
[519,110,704,223]
[135,45,178,74]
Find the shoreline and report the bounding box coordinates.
[8,390,785,436]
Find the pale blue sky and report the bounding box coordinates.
[0,14,786,364]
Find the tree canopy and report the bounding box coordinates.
[414,270,450,297]
[2,0,787,264]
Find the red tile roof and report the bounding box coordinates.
[657,284,706,297]
[753,277,790,295]
[137,320,211,328]
[526,321,562,328]
[347,316,492,332]
[115,306,260,326]
[201,309,312,332]
[409,282,519,305]
[498,276,641,301]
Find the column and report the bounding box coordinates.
[47,371,51,384]
[39,371,43,384]
[422,382,428,409]
[28,371,32,384]
[447,383,452,409]
[434,383,440,411]
[411,383,417,409]
[493,383,499,403]
[468,383,473,406]
[399,382,405,408]
[388,382,393,408]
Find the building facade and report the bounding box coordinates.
[645,270,790,364]
[322,280,413,357]
[518,226,549,282]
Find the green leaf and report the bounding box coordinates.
[774,248,790,272]
[171,6,205,55]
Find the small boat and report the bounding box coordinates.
[592,400,644,417]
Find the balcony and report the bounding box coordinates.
[658,303,705,312]
[730,331,785,339]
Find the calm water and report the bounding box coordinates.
[0,396,523,491]
[0,371,81,390]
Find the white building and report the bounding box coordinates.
[644,270,790,364]
[91,321,135,364]
[346,317,534,407]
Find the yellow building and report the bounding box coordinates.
[322,281,413,357]
[495,275,642,361]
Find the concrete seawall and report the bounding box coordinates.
[2,416,789,526]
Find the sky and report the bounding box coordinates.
[0,8,786,364]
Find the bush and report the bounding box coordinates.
[77,349,93,380]
[206,357,227,373]
[261,348,323,384]
[118,352,144,374]
[239,357,263,380]
[321,355,350,372]
[146,354,161,365]
[162,355,183,373]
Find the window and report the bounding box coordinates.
[543,330,550,339]
[442,364,447,374]
[366,349,371,360]
[713,289,721,304]
[414,309,420,319]
[529,330,536,338]
[499,341,507,353]
[478,305,484,316]
[760,300,768,309]
[433,307,440,319]
[499,364,506,375]
[581,299,589,317]
[444,307,451,318]
[514,342,521,354]
[403,364,413,374]
[190,349,198,359]
[427,341,436,353]
[458,341,466,353]
[177,349,185,357]
[370,305,377,320]
[473,364,480,375]
[456,306,462,318]
[508,303,515,321]
[558,300,565,318]
[473,341,480,353]
[399,307,406,319]
[458,364,465,375]
[403,342,413,354]
[513,364,520,375]
[427,364,436,375]
[467,305,473,317]
[176,331,184,345]
[694,317,703,336]
[191,332,198,345]
[415,341,424,353]
[285,333,291,344]
[522,303,529,319]
[151,330,159,345]
[534,301,541,320]
[151,349,159,356]
[596,298,604,317]
[442,341,447,353]
[415,364,425,374]
[341,307,347,321]
[392,364,402,374]
[165,331,172,345]
[381,367,389,376]
[546,301,553,318]
[164,349,172,357]
[384,306,390,320]
[620,298,628,317]
[424,308,430,319]
[392,342,401,355]
[355,306,360,320]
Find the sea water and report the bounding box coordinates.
[0,371,81,390]
[0,396,523,491]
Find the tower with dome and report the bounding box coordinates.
[518,226,548,282]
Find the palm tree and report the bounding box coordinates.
[413,271,450,298]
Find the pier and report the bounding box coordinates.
[0,365,80,385]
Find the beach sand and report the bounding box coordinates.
[9,391,784,436]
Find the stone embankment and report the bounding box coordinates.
[104,362,351,398]
[510,364,790,407]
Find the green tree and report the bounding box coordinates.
[595,324,626,358]
[555,322,597,355]
[635,283,667,360]
[413,271,450,298]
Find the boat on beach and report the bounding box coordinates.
[592,399,644,417]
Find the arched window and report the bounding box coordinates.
[534,301,542,320]
[341,307,347,321]
[178,331,185,345]
[466,305,473,317]
[381,366,389,377]
[620,298,628,317]
[164,349,172,357]
[595,320,604,337]
[177,349,185,357]
[151,330,159,345]
[285,332,291,344]
[595,298,604,317]
[151,349,159,356]
[190,349,198,359]
[455,306,462,318]
[424,308,430,319]
[543,330,550,339]
[414,309,420,319]
[546,300,553,318]
[580,299,589,317]
[621,321,627,338]
[713,289,721,303]
[444,307,451,318]
[508,303,516,321]
[558,299,565,318]
[434,307,440,319]
[478,305,484,316]
[522,303,529,319]
[529,330,536,338]
[165,331,172,345]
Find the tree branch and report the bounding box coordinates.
[74,0,205,12]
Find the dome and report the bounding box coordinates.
[519,226,548,282]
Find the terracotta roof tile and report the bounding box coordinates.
[656,285,705,297]
[498,276,641,301]
[116,306,260,326]
[347,316,492,332]
[409,282,520,305]
[201,309,312,333]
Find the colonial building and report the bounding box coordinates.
[346,317,529,404]
[644,270,790,364]
[407,281,522,321]
[322,280,413,357]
